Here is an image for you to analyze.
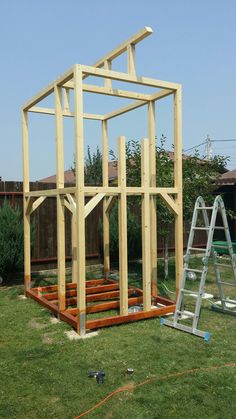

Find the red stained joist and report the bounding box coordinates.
[85,304,176,330]
[26,289,58,314]
[43,283,120,301]
[37,278,106,293]
[65,296,144,315]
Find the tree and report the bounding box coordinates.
[73,140,229,273]
[72,145,103,186]
[110,137,229,276]
[0,201,24,281]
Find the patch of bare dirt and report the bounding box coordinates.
[42,332,55,344]
[28,318,47,330]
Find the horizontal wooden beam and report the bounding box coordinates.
[66,296,143,315]
[150,88,174,101]
[28,106,104,120]
[90,26,153,69]
[25,187,76,198]
[103,88,174,120]
[104,99,147,120]
[25,186,179,198]
[22,67,74,111]
[63,82,152,101]
[86,304,176,330]
[81,65,180,90]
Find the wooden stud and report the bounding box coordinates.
[102,120,110,275]
[85,193,105,218]
[104,60,112,89]
[118,136,128,316]
[55,84,66,311]
[22,110,31,291]
[127,44,136,76]
[174,86,183,296]
[71,213,77,284]
[74,65,86,336]
[63,88,70,112]
[148,101,158,297]
[141,138,151,311]
[105,196,116,213]
[28,196,47,215]
[159,192,179,215]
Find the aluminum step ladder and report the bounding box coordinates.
[161,195,236,341]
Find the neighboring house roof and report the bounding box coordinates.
[39,162,118,183]
[39,169,75,184]
[217,169,236,186]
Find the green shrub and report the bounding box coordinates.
[0,201,24,280]
[109,201,142,261]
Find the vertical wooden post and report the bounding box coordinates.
[74,64,86,336]
[71,213,77,283]
[148,101,157,297]
[63,88,70,112]
[104,60,112,89]
[141,138,151,311]
[127,44,136,76]
[174,86,183,296]
[55,85,66,311]
[102,120,110,276]
[22,110,31,291]
[118,136,128,316]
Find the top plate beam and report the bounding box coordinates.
[91,26,153,69]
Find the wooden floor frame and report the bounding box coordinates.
[22,27,183,335]
[26,278,176,330]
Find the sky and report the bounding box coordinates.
[1,0,236,181]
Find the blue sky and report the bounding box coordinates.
[1,0,236,181]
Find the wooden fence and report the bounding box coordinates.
[0,181,208,271]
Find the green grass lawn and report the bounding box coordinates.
[0,258,236,418]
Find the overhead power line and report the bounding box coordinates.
[183,141,206,153]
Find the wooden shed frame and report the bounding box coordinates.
[22,27,183,336]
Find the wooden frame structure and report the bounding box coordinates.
[22,27,183,336]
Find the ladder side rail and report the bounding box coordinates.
[211,197,228,309]
[173,197,206,324]
[218,196,236,283]
[192,199,218,329]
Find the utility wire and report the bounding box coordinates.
[183,141,206,153]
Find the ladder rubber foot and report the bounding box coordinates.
[160,318,164,326]
[204,332,211,342]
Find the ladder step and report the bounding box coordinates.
[177,310,195,318]
[189,247,206,252]
[218,281,236,287]
[196,206,213,210]
[221,298,236,305]
[181,289,198,296]
[185,268,202,273]
[215,263,232,268]
[212,244,229,248]
[214,226,226,230]
[192,227,210,230]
